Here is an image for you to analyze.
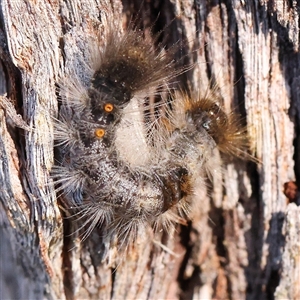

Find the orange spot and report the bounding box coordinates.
[104,103,114,112]
[94,128,105,138]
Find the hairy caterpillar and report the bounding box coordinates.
[53,24,249,252]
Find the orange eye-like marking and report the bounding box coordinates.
[104,103,114,112]
[94,128,105,138]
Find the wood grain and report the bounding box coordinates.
[0,0,299,299]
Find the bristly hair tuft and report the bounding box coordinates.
[87,24,186,104]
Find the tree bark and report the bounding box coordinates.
[0,0,299,299]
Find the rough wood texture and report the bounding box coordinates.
[0,0,299,299]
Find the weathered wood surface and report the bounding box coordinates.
[0,0,299,299]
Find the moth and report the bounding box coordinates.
[53,23,250,252]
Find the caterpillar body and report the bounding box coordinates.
[53,25,249,251]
